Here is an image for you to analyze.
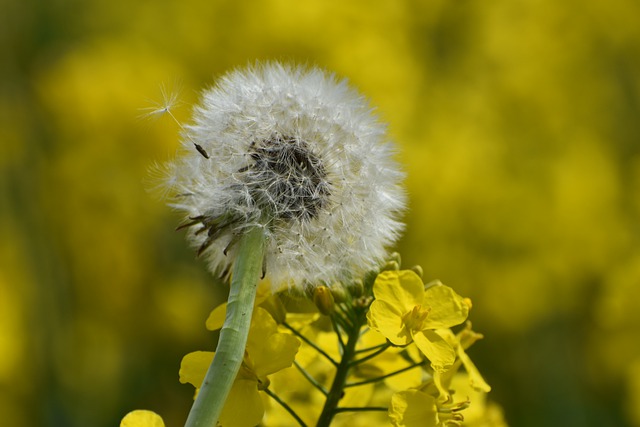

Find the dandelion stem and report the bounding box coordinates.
[184,226,265,427]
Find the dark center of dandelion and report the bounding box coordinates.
[179,134,331,261]
[245,134,330,222]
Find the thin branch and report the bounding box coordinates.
[330,315,346,350]
[331,312,349,334]
[294,361,328,396]
[264,388,307,427]
[349,343,391,367]
[345,361,426,388]
[282,322,338,367]
[334,303,356,328]
[333,406,388,413]
[354,342,388,354]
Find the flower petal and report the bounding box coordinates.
[413,330,455,373]
[422,284,469,329]
[219,379,264,427]
[179,351,214,389]
[368,299,412,346]
[253,332,301,377]
[373,270,424,312]
[205,303,227,331]
[459,346,492,392]
[389,390,438,427]
[247,308,300,376]
[120,410,165,427]
[247,308,278,351]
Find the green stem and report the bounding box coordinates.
[330,316,346,350]
[294,361,328,395]
[350,343,390,366]
[354,342,388,354]
[184,226,265,427]
[345,361,426,388]
[283,322,338,366]
[315,309,366,427]
[333,406,388,413]
[263,388,308,427]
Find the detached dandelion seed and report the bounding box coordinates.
[163,62,406,289]
[143,82,211,159]
[141,81,182,119]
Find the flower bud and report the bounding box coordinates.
[349,279,364,297]
[389,252,402,266]
[410,265,424,279]
[313,286,335,315]
[382,260,400,272]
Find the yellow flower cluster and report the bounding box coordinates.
[121,261,504,427]
[368,270,493,426]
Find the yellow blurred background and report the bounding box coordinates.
[2,0,640,426]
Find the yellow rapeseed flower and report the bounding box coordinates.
[388,389,439,427]
[120,410,165,427]
[367,270,469,372]
[389,386,470,427]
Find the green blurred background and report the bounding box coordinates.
[2,0,640,426]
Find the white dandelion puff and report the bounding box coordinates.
[163,62,406,290]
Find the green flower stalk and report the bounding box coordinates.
[183,226,265,427]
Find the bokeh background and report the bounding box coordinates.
[2,0,640,426]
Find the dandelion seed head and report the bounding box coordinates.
[163,62,406,289]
